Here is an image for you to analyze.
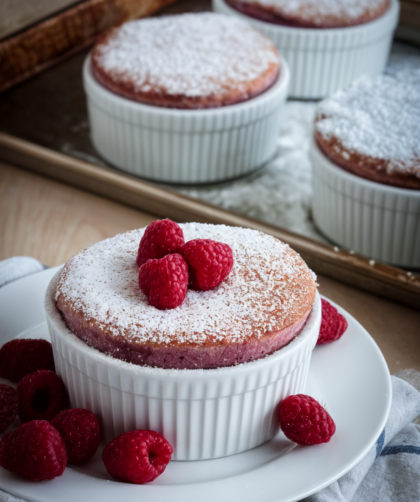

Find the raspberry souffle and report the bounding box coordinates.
[55,223,316,370]
[225,0,390,28]
[91,13,280,109]
[315,70,420,190]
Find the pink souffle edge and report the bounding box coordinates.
[57,303,311,370]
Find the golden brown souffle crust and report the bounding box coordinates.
[55,224,317,370]
[225,0,390,28]
[91,13,280,109]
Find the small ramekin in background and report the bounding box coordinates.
[45,271,321,461]
[213,0,399,99]
[312,140,420,268]
[83,55,289,184]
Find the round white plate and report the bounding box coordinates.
[0,267,392,502]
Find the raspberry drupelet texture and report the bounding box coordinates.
[0,420,67,481]
[17,369,67,422]
[279,394,336,445]
[136,219,185,267]
[139,253,189,310]
[0,384,19,433]
[102,429,173,484]
[180,239,234,291]
[51,408,100,464]
[0,339,55,382]
[317,299,348,345]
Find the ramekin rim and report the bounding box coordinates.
[213,0,399,35]
[312,137,420,196]
[83,53,290,117]
[45,269,321,379]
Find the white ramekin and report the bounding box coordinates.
[45,271,321,461]
[213,0,399,99]
[312,140,420,268]
[83,55,289,184]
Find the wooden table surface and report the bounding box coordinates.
[1,161,419,374]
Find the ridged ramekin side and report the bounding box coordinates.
[84,56,289,184]
[213,0,399,99]
[312,140,420,267]
[46,272,321,460]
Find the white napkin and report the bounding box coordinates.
[1,258,419,502]
[0,257,46,288]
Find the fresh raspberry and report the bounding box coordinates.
[180,239,234,291]
[51,408,100,464]
[0,420,67,481]
[0,339,55,382]
[103,429,173,484]
[17,369,67,422]
[137,219,185,267]
[279,394,336,445]
[0,384,19,433]
[139,253,188,310]
[317,299,348,345]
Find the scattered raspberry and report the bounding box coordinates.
[0,339,55,382]
[17,370,67,422]
[51,408,100,464]
[279,394,336,445]
[0,384,19,433]
[180,239,233,291]
[0,420,67,481]
[103,429,173,484]
[137,219,185,267]
[317,299,348,345]
[139,253,188,310]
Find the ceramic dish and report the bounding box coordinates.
[212,0,399,99]
[0,267,392,502]
[312,139,420,268]
[45,270,321,461]
[83,55,289,184]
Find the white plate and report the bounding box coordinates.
[0,267,392,502]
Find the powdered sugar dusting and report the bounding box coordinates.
[93,13,279,98]
[238,0,388,25]
[315,67,420,176]
[56,224,316,346]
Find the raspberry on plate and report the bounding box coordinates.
[180,239,234,291]
[139,253,189,310]
[0,420,67,481]
[0,339,55,382]
[0,384,19,434]
[51,408,100,464]
[137,219,185,267]
[17,369,67,422]
[279,394,336,445]
[103,429,173,484]
[317,299,348,345]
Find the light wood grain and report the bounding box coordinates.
[0,162,155,265]
[1,162,420,374]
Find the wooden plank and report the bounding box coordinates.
[0,0,80,41]
[0,161,155,264]
[0,132,419,309]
